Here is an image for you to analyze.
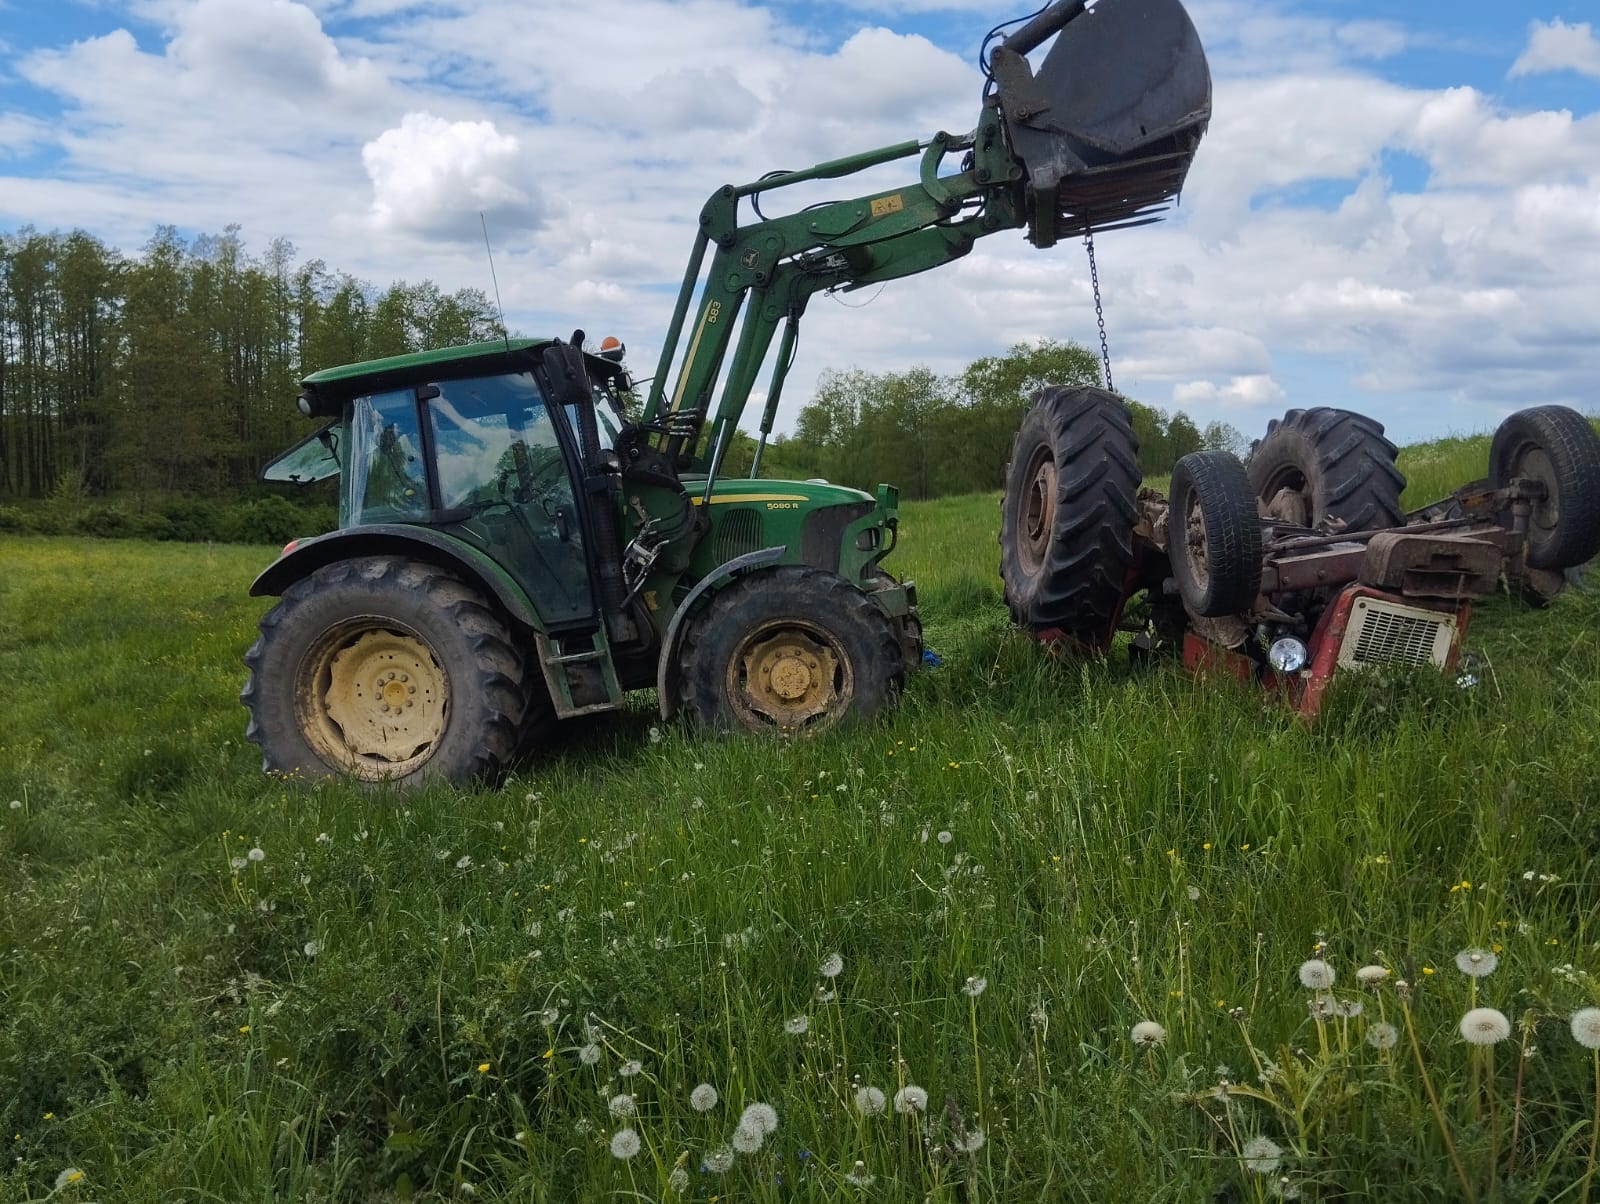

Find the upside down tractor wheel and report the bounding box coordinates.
[999,386,1140,648]
[1167,451,1264,617]
[241,556,528,786]
[1489,405,1600,570]
[1248,407,1405,531]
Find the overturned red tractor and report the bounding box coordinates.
[1000,393,1600,712]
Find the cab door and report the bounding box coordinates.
[425,372,596,628]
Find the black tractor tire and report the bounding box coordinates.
[677,566,902,734]
[999,386,1140,646]
[1247,407,1405,531]
[1168,451,1264,617]
[1489,405,1600,570]
[241,556,528,787]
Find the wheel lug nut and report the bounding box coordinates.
[408,685,416,694]
[399,674,408,683]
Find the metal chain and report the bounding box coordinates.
[1084,226,1114,394]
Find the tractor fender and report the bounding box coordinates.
[249,525,544,632]
[656,546,786,719]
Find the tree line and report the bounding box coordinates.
[741,341,1246,498]
[0,226,500,504]
[1,226,1243,517]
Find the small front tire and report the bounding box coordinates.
[1489,405,1600,571]
[1168,451,1263,617]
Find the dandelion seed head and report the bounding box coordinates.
[1334,998,1363,1018]
[230,856,247,870]
[609,1128,641,1159]
[54,1168,85,1189]
[959,1127,986,1153]
[608,1093,635,1117]
[854,1086,886,1115]
[703,1146,735,1173]
[1306,995,1334,1020]
[7,800,21,810]
[937,830,953,844]
[1455,948,1498,978]
[740,1102,778,1134]
[1297,959,1335,989]
[819,953,844,978]
[731,1124,764,1154]
[1460,1007,1512,1046]
[1367,1022,1399,1050]
[302,940,320,957]
[784,1015,809,1035]
[690,1082,719,1111]
[668,1166,690,1193]
[964,975,988,997]
[618,1059,642,1078]
[1270,1176,1303,1200]
[455,855,473,870]
[1186,884,1201,901]
[579,1043,601,1065]
[1241,1135,1282,1174]
[893,1085,928,1114]
[1570,1008,1600,1050]
[814,985,837,1003]
[539,1006,560,1026]
[1131,1020,1167,1048]
[844,1159,875,1187]
[1355,965,1389,987]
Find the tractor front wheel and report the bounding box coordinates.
[1168,451,1263,617]
[242,556,527,787]
[1490,405,1600,570]
[677,567,902,734]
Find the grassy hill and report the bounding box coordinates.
[3,431,1599,1202]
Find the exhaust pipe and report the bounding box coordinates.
[988,0,1211,247]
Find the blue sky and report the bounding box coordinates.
[2,0,1598,444]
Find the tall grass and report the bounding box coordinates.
[3,443,1600,1200]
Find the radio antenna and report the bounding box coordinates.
[480,212,511,351]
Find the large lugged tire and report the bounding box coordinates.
[999,386,1140,645]
[677,566,901,734]
[241,556,528,786]
[1489,405,1600,570]
[1248,407,1405,531]
[1168,451,1263,617]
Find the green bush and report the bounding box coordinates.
[71,505,134,538]
[0,505,38,534]
[215,496,321,545]
[159,498,226,542]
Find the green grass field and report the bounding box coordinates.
[4,433,1600,1202]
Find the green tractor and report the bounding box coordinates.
[242,0,1213,785]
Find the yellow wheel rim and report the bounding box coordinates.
[297,623,448,780]
[728,620,852,732]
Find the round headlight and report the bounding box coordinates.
[1269,636,1309,674]
[296,393,314,417]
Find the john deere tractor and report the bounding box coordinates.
[243,0,1214,785]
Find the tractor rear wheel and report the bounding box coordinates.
[999,386,1140,648]
[1489,405,1600,570]
[242,556,527,786]
[1168,451,1263,617]
[677,566,902,734]
[1248,407,1405,531]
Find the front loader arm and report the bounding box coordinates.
[642,114,1024,477]
[637,0,1210,481]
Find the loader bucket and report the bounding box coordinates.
[988,0,1211,247]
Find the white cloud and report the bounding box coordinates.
[1173,374,1285,409]
[363,112,543,241]
[1510,19,1600,80]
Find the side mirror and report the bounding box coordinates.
[542,341,592,408]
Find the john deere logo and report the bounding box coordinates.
[740,249,759,270]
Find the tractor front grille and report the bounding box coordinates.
[1337,596,1457,670]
